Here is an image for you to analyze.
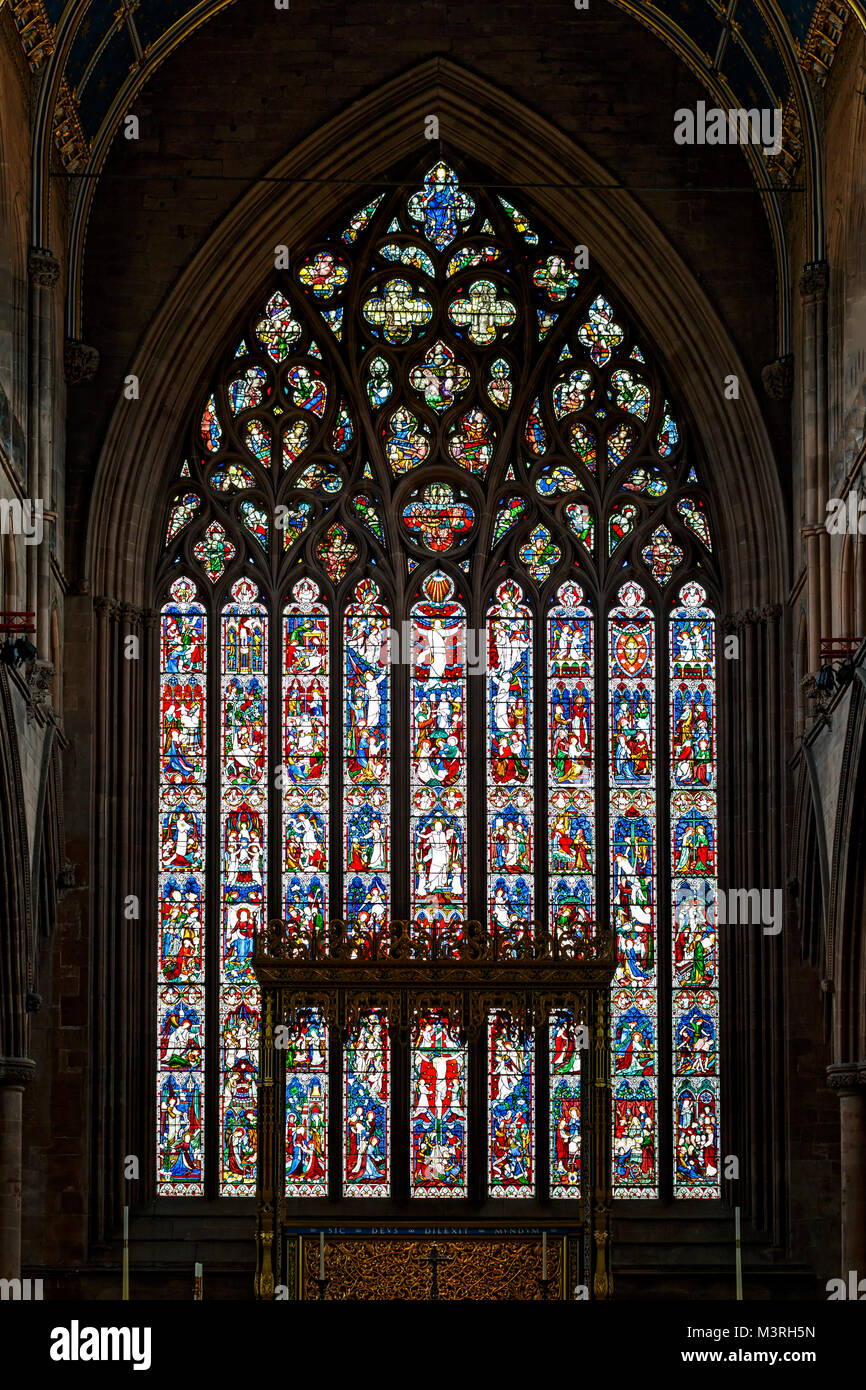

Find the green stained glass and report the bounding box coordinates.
[677,497,712,550]
[611,368,651,422]
[608,423,636,469]
[448,279,516,345]
[298,250,349,299]
[342,194,384,243]
[296,462,343,494]
[366,356,393,409]
[569,422,597,473]
[409,340,471,412]
[623,465,667,497]
[282,420,311,469]
[445,244,500,276]
[536,464,579,497]
[166,493,200,544]
[240,501,268,549]
[565,501,594,551]
[255,292,301,362]
[492,495,527,547]
[363,278,433,344]
[193,520,235,582]
[351,493,385,543]
[608,502,639,553]
[316,523,358,583]
[244,419,271,466]
[486,357,513,410]
[519,524,560,583]
[380,243,435,277]
[497,196,538,243]
[210,461,256,493]
[279,500,312,550]
[533,255,580,301]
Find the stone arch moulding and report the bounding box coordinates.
[85,57,788,613]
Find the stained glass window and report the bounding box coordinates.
[156,157,719,1207]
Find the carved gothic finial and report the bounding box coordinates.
[64,339,100,386]
[28,247,60,288]
[799,259,829,302]
[761,354,794,401]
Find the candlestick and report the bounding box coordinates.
[734,1206,742,1301]
[194,1261,203,1301]
[542,1230,548,1282]
[122,1205,129,1302]
[319,1231,325,1280]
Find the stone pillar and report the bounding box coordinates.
[27,250,60,663]
[799,261,830,675]
[827,1064,866,1281]
[0,1058,35,1282]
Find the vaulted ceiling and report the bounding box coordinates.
[12,0,853,179]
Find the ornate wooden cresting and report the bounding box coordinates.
[253,916,615,1300]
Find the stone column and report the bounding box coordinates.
[826,1064,866,1281]
[27,250,60,662]
[799,262,830,675]
[0,1058,35,1282]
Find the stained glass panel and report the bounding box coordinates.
[410,572,466,954]
[282,578,329,953]
[157,577,206,1194]
[285,1011,328,1197]
[550,1013,582,1199]
[344,1010,390,1197]
[411,1011,468,1196]
[219,578,267,1195]
[487,580,533,952]
[548,582,595,954]
[609,580,658,1197]
[670,582,719,1199]
[344,579,391,954]
[488,1012,534,1196]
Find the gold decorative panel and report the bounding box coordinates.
[300,1235,563,1300]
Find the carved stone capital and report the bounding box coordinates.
[761,354,794,401]
[721,604,783,631]
[64,338,100,386]
[0,1057,36,1088]
[826,1062,866,1091]
[28,247,60,288]
[799,259,829,303]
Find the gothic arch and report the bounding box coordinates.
[84,59,787,616]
